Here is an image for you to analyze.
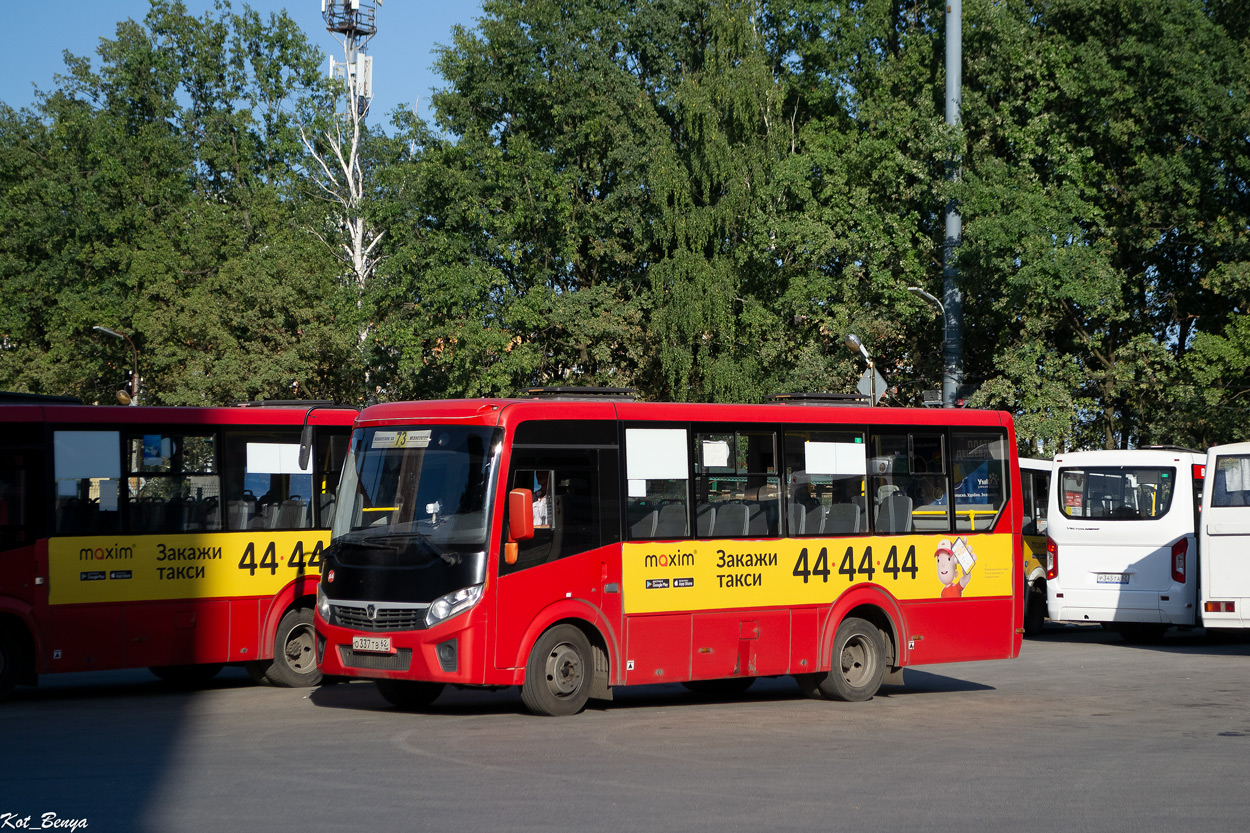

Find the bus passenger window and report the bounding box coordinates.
[625,428,690,540]
[951,431,1009,532]
[125,433,219,533]
[693,429,780,538]
[784,430,867,536]
[222,432,312,530]
[53,431,122,535]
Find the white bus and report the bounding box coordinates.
[1045,447,1205,642]
[1199,442,1250,630]
[1020,458,1052,635]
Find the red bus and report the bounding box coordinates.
[315,389,1024,715]
[0,397,355,699]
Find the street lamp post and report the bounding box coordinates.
[93,326,140,405]
[906,286,954,407]
[843,333,876,407]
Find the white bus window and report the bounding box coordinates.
[625,428,690,539]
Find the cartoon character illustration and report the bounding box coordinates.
[935,537,976,598]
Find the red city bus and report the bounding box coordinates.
[315,389,1024,715]
[0,397,356,699]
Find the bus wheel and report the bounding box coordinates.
[818,617,886,702]
[521,625,593,717]
[265,608,322,688]
[376,679,445,710]
[1024,581,1047,636]
[682,677,755,698]
[149,664,223,688]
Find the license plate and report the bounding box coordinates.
[352,635,394,653]
[1096,573,1129,584]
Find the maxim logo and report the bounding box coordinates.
[79,545,134,561]
[644,551,694,568]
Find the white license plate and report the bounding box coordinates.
[352,635,394,653]
[1096,573,1129,584]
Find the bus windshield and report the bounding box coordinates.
[332,425,501,556]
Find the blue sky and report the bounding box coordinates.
[0,0,484,128]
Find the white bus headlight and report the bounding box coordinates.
[425,584,484,628]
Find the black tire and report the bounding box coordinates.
[521,624,593,717]
[0,628,19,703]
[149,663,224,688]
[245,661,274,686]
[682,677,755,698]
[817,617,886,702]
[263,607,322,688]
[376,679,445,710]
[1024,580,1047,636]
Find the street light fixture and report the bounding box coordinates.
[843,333,876,407]
[906,286,954,407]
[93,326,140,406]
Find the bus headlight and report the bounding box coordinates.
[317,584,331,623]
[425,584,484,628]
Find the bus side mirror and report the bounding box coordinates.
[508,489,535,542]
[298,423,313,472]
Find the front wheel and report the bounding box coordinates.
[816,617,886,702]
[521,625,593,716]
[263,607,322,688]
[376,679,445,710]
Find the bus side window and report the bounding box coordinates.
[783,430,867,537]
[625,427,690,541]
[53,431,122,535]
[693,429,780,539]
[951,431,1009,532]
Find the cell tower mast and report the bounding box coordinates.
[321,0,379,116]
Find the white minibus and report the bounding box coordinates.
[1199,442,1250,630]
[1046,447,1205,641]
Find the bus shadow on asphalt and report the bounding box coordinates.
[308,670,993,716]
[1027,623,1250,656]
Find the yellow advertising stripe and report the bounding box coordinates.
[48,532,329,605]
[621,533,1015,615]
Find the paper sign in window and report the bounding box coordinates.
[626,429,688,480]
[805,441,867,476]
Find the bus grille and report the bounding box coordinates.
[338,646,413,671]
[331,604,426,632]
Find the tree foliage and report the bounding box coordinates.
[1,0,1246,452]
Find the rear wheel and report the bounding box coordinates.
[1024,580,1047,636]
[817,617,886,702]
[376,679,445,710]
[149,663,223,688]
[682,677,755,698]
[521,625,593,716]
[263,608,322,688]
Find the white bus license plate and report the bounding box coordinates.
[1096,573,1129,584]
[352,635,394,654]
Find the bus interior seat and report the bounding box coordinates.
[655,503,689,538]
[711,502,750,536]
[696,503,716,536]
[630,509,658,539]
[877,494,913,534]
[826,503,860,535]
